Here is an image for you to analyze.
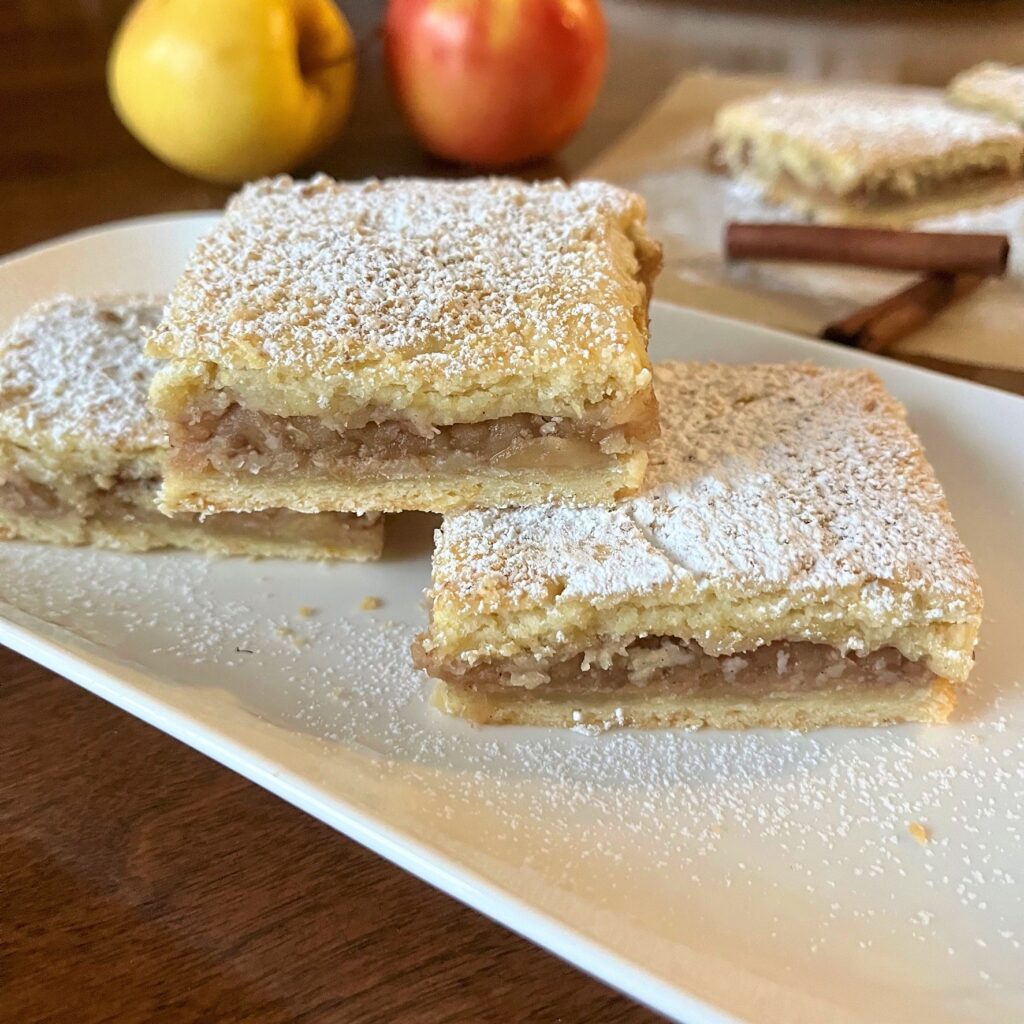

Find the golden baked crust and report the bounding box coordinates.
[712,87,1024,225]
[0,296,382,560]
[149,175,661,514]
[949,62,1024,126]
[0,492,383,560]
[159,458,647,517]
[148,174,660,426]
[422,361,983,688]
[433,676,956,731]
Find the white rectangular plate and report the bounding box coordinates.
[2,215,1022,1024]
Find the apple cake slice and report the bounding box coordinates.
[948,63,1024,126]
[711,87,1024,225]
[0,295,382,559]
[147,175,661,516]
[415,362,983,731]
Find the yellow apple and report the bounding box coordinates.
[108,0,356,184]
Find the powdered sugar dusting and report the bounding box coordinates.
[149,175,650,378]
[0,295,165,457]
[718,88,1023,168]
[434,362,981,662]
[438,362,980,604]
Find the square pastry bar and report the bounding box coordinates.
[948,62,1024,126]
[0,296,382,559]
[415,362,983,731]
[711,87,1024,225]
[148,175,661,516]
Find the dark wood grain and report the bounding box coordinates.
[1,659,654,1024]
[2,3,1023,1023]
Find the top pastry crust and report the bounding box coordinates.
[426,362,983,682]
[0,295,164,479]
[713,87,1024,197]
[948,62,1024,125]
[148,175,660,426]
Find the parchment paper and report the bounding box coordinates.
[586,71,1024,371]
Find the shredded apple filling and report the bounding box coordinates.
[414,636,936,694]
[0,475,67,517]
[170,405,637,477]
[777,165,1017,208]
[0,470,374,536]
[719,140,1017,205]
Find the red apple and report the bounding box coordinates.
[385,0,607,168]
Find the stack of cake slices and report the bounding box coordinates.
[0,294,382,559]
[0,174,982,730]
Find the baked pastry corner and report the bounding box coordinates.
[147,175,662,515]
[417,361,982,730]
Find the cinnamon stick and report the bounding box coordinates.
[726,223,1009,277]
[819,272,984,353]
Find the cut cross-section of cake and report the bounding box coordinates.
[147,175,661,516]
[711,87,1024,226]
[0,295,382,559]
[948,62,1024,127]
[415,362,983,731]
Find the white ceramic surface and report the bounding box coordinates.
[1,216,1022,1024]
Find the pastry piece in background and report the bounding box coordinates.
[948,62,1024,126]
[415,361,982,731]
[711,87,1024,225]
[148,175,661,517]
[0,296,382,559]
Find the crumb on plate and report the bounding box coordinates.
[909,821,931,845]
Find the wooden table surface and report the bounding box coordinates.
[3,3,1024,1022]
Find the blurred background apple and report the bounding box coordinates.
[108,0,357,184]
[385,0,607,168]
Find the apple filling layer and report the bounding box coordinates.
[169,405,645,479]
[0,471,377,542]
[719,141,1020,209]
[780,166,1018,211]
[414,636,938,697]
[0,474,71,518]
